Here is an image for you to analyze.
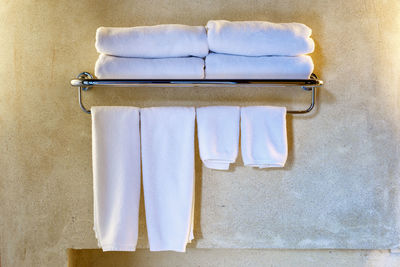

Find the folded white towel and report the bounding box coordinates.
[196,106,240,170]
[241,106,288,168]
[91,106,141,251]
[205,53,313,79]
[206,20,314,56]
[96,25,209,58]
[141,107,195,252]
[95,54,205,79]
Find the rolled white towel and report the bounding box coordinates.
[95,54,205,79]
[205,53,313,79]
[196,106,240,170]
[206,20,315,56]
[96,25,209,58]
[241,106,288,168]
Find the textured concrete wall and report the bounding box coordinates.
[1,0,400,266]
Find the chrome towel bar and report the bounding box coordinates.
[70,72,323,115]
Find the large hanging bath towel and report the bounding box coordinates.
[140,107,196,252]
[91,106,141,251]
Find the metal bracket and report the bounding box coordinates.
[77,72,92,114]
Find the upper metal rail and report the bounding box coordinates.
[71,72,322,114]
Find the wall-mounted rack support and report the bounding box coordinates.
[70,72,323,115]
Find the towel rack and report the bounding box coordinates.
[70,72,323,115]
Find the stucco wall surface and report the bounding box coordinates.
[1,0,400,266]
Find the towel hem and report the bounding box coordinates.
[149,246,187,252]
[244,161,286,168]
[204,160,234,170]
[101,244,137,252]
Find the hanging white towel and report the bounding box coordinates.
[196,106,240,170]
[95,54,205,79]
[91,106,141,251]
[96,25,209,58]
[205,53,313,79]
[206,20,314,56]
[241,106,288,168]
[141,107,195,252]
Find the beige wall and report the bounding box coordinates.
[1,0,400,266]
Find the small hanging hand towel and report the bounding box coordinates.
[196,106,240,170]
[241,106,288,168]
[91,106,141,251]
[141,107,196,252]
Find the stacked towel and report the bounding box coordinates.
[95,24,207,79]
[96,25,209,58]
[206,20,314,56]
[205,53,313,79]
[141,107,196,252]
[95,54,204,79]
[94,21,315,79]
[91,106,141,251]
[196,106,240,170]
[205,20,314,79]
[241,106,288,168]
